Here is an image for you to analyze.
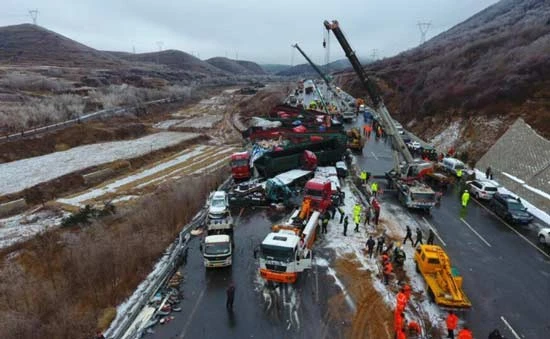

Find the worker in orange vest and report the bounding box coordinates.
[394,311,405,334]
[446,311,459,339]
[457,326,473,339]
[383,261,393,285]
[408,320,421,336]
[396,288,408,312]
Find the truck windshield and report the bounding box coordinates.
[211,198,226,208]
[261,245,294,263]
[304,188,323,198]
[411,193,435,201]
[205,242,230,255]
[231,159,248,167]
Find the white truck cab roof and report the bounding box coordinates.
[262,232,299,249]
[205,234,230,243]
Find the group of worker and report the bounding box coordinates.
[394,284,423,338]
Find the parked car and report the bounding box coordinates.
[538,228,550,246]
[489,193,534,225]
[466,179,498,200]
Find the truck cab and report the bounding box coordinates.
[441,157,465,176]
[303,178,332,212]
[230,151,251,180]
[414,245,471,308]
[203,234,232,268]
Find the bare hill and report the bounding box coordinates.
[0,24,123,67]
[338,0,550,160]
[206,57,265,75]
[115,50,228,76]
[235,60,266,74]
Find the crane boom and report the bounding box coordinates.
[323,19,414,166]
[292,43,332,87]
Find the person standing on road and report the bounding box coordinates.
[403,225,414,245]
[486,166,493,180]
[226,282,235,311]
[383,260,393,285]
[363,206,371,227]
[457,326,473,339]
[376,234,385,254]
[322,213,329,234]
[427,229,435,245]
[360,170,367,185]
[461,190,470,208]
[445,311,459,339]
[366,236,375,258]
[370,181,379,197]
[343,216,349,236]
[414,228,423,246]
[372,198,381,226]
[338,206,345,224]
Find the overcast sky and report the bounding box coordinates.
[2,0,499,64]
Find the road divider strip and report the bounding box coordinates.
[460,218,492,247]
[500,316,522,339]
[473,199,550,259]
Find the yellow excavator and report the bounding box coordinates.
[414,245,471,309]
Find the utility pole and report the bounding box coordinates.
[28,9,39,25]
[417,22,431,44]
[235,51,238,61]
[156,41,163,64]
[371,49,378,61]
[132,45,136,54]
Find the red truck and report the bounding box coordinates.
[230,152,251,180]
[303,178,332,213]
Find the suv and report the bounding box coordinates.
[538,228,550,246]
[466,179,498,200]
[489,193,533,225]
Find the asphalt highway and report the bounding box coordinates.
[148,116,549,339]
[349,117,550,338]
[148,209,348,339]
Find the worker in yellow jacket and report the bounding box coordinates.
[461,190,470,208]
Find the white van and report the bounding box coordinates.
[441,157,465,176]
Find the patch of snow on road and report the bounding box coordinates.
[430,120,462,152]
[0,132,200,196]
[57,146,207,207]
[110,195,140,203]
[0,209,66,249]
[501,172,526,184]
[322,182,446,334]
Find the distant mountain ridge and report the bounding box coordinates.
[206,57,266,75]
[275,58,371,77]
[0,24,122,67]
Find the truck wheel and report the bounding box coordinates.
[428,288,435,302]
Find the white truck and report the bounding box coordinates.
[203,191,234,268]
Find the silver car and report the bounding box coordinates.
[466,179,498,200]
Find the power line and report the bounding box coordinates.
[28,9,39,25]
[417,22,431,44]
[371,49,378,61]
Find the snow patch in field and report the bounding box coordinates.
[0,132,200,196]
[57,146,208,207]
[153,119,183,129]
[0,209,66,249]
[175,115,223,129]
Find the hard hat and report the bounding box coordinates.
[464,189,468,192]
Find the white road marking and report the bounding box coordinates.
[473,199,550,260]
[178,288,206,339]
[460,218,492,247]
[422,216,447,246]
[371,151,379,160]
[500,316,522,339]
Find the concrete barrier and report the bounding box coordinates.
[0,198,27,218]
